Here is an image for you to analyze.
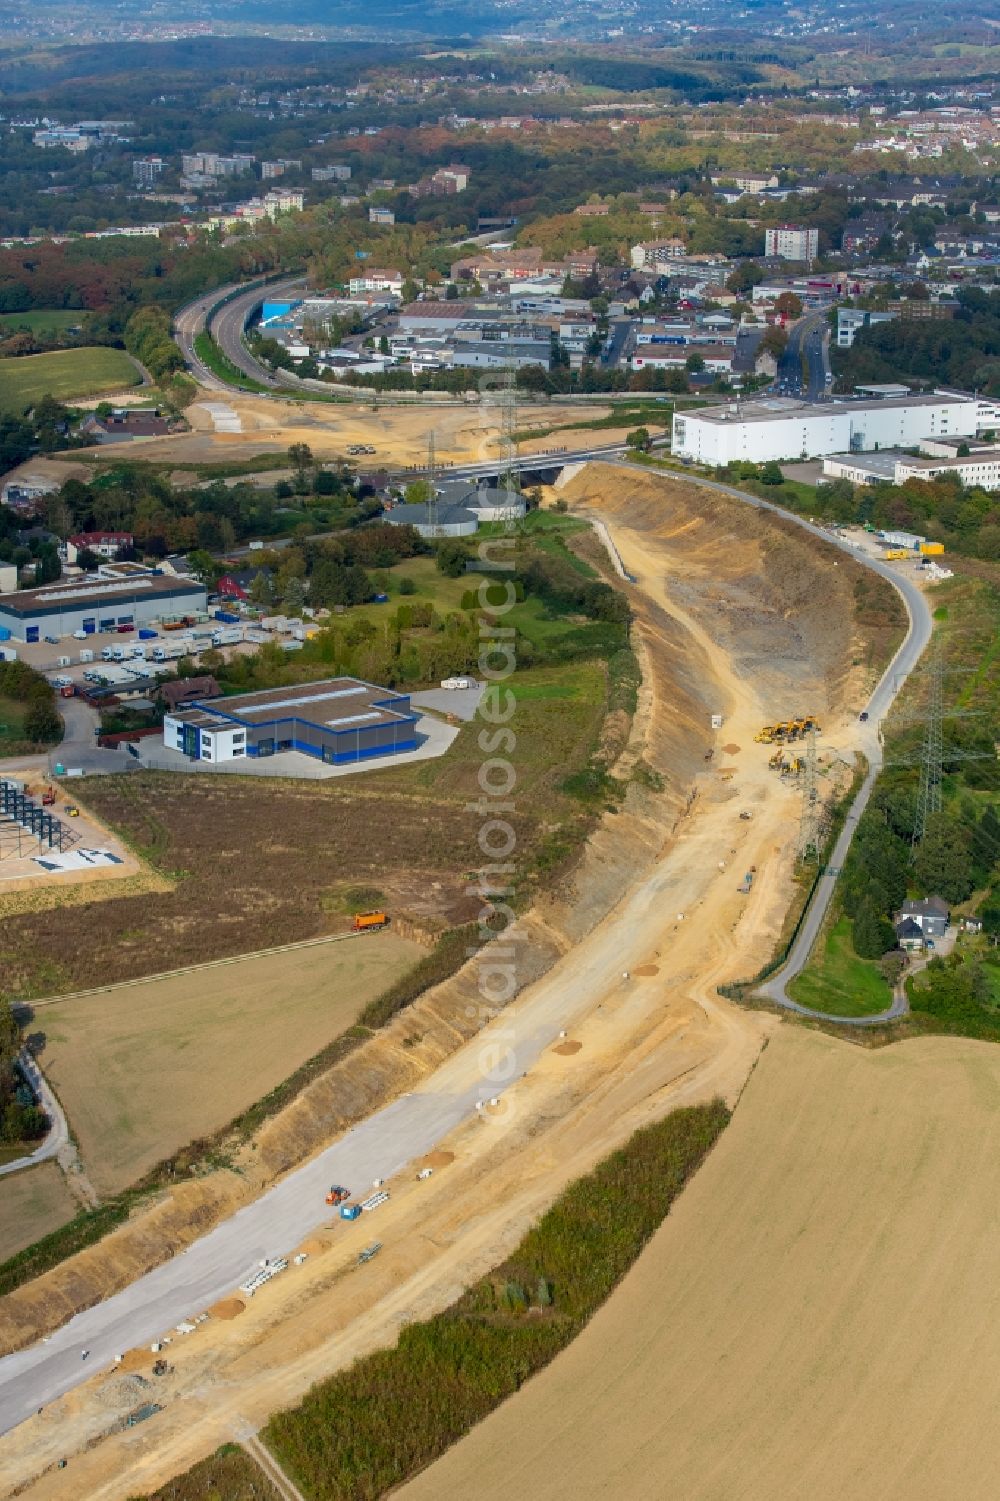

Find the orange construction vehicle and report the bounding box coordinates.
[41,788,55,806]
[325,1185,351,1206]
[354,911,388,932]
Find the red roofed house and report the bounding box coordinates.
[67,531,133,563]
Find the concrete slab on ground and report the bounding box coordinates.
[409,682,484,721]
[134,713,459,779]
[780,460,825,485]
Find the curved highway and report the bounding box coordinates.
[208,277,305,389]
[173,276,305,392]
[0,447,931,1438]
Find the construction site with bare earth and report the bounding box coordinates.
[5,450,1000,1501]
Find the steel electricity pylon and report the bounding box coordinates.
[798,726,822,863]
[425,430,439,536]
[497,359,521,522]
[913,638,945,844]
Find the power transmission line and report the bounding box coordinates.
[880,637,991,845]
[913,638,945,844]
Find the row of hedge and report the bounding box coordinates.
[262,1099,730,1501]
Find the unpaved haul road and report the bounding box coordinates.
[0,794,758,1438]
[612,461,934,1023]
[0,463,931,1438]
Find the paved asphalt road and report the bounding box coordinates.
[775,309,831,400]
[0,446,932,1435]
[173,287,234,391]
[207,278,305,390]
[0,1053,69,1181]
[601,318,633,369]
[756,554,931,1023]
[0,863,687,1435]
[173,277,305,392]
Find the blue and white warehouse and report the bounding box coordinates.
[163,677,419,765]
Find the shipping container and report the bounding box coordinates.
[138,628,158,640]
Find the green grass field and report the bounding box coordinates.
[0,309,83,338]
[0,347,140,412]
[787,915,892,1017]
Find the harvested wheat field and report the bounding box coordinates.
[403,1026,1000,1501]
[33,932,421,1195]
[0,1163,77,1263]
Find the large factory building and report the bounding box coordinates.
[163,677,419,765]
[0,573,208,643]
[671,391,1000,467]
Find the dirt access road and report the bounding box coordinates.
[0,466,875,1497]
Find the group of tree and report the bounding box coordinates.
[838,775,1000,970]
[0,998,46,1146]
[834,288,1000,398]
[0,397,77,475]
[0,660,62,744]
[27,457,364,560]
[123,306,185,384]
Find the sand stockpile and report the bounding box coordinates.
[722,743,741,756]
[418,1150,455,1170]
[553,1041,583,1056]
[633,964,660,977]
[208,1298,245,1321]
[297,1239,326,1258]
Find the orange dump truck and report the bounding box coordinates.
[354,911,389,932]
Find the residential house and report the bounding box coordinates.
[160,675,221,712]
[66,530,134,563]
[894,916,925,953]
[216,569,261,602]
[895,895,950,940]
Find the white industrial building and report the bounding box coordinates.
[0,572,208,643]
[824,446,1000,491]
[672,392,1000,467]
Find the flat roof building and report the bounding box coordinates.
[672,392,1000,467]
[0,572,207,643]
[163,677,419,766]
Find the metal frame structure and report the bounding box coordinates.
[0,780,78,859]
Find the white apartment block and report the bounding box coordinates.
[630,238,688,270]
[764,225,819,262]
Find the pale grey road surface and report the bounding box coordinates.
[0,893,663,1436]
